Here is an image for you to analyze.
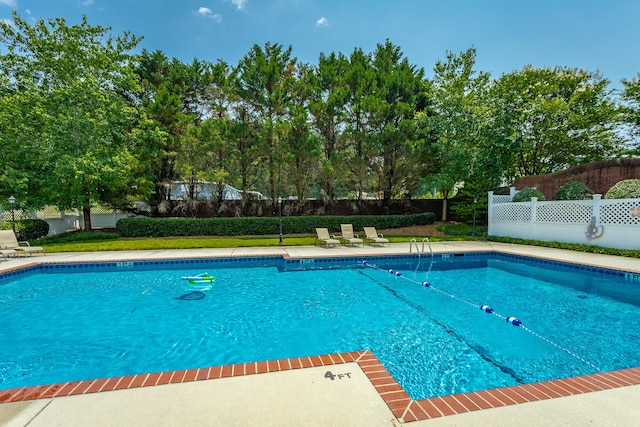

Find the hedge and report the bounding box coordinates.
[116,213,435,238]
[512,187,545,202]
[0,219,50,241]
[554,180,594,200]
[605,179,640,199]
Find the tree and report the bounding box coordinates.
[225,100,263,206]
[0,12,149,230]
[342,47,376,202]
[308,51,350,202]
[367,41,427,203]
[135,50,224,208]
[419,48,490,220]
[233,42,297,202]
[283,64,321,201]
[491,66,622,179]
[620,73,640,152]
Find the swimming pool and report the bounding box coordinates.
[1,253,639,400]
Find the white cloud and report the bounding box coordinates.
[195,7,222,22]
[0,0,17,8]
[231,0,246,10]
[82,0,94,6]
[316,16,328,27]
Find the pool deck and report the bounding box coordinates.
[1,241,640,426]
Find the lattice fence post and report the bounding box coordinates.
[529,197,538,239]
[592,194,602,223]
[488,191,494,235]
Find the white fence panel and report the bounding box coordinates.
[488,189,640,250]
[44,214,80,235]
[3,207,136,236]
[84,212,133,229]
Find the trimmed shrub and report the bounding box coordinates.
[512,187,545,202]
[554,181,594,200]
[116,213,436,238]
[605,179,640,199]
[449,196,486,224]
[0,219,50,241]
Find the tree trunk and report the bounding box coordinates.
[82,205,92,231]
[441,189,449,222]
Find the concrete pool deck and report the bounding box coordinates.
[1,241,640,426]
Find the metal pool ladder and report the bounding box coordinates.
[410,238,434,280]
[409,237,432,255]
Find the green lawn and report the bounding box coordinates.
[33,226,639,259]
[34,230,475,253]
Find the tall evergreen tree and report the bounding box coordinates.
[233,43,297,202]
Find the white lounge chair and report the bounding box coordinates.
[315,228,341,248]
[363,227,390,247]
[0,247,17,260]
[0,230,46,257]
[339,224,364,247]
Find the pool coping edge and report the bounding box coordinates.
[1,350,639,423]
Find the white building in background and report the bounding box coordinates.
[168,181,266,201]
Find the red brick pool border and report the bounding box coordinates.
[2,350,639,423]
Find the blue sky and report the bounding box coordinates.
[1,0,639,87]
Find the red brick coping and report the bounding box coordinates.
[2,350,639,423]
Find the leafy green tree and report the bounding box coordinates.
[419,48,490,219]
[620,73,640,152]
[491,66,622,179]
[0,12,150,230]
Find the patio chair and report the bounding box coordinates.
[315,228,341,248]
[0,230,46,257]
[0,246,17,261]
[339,224,364,247]
[363,227,390,247]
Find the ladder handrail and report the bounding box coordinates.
[410,237,433,254]
[422,237,433,256]
[409,238,420,254]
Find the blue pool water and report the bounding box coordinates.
[1,253,640,399]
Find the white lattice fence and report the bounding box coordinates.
[600,200,640,225]
[536,202,593,224]
[0,206,137,235]
[491,203,532,222]
[491,195,513,204]
[488,191,640,250]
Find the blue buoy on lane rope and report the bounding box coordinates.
[480,305,494,313]
[506,316,522,326]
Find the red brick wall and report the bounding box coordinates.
[511,158,640,199]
